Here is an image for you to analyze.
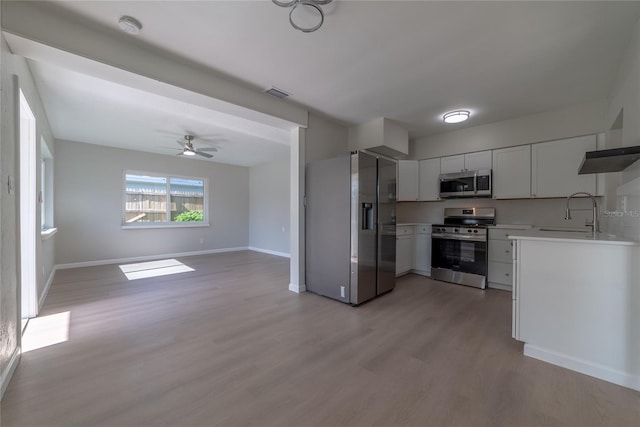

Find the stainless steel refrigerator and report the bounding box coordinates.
[306,151,397,305]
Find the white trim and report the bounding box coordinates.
[411,269,431,277]
[39,266,57,310]
[122,223,210,230]
[1,347,21,399]
[524,344,640,392]
[40,227,57,240]
[248,247,291,258]
[289,283,307,293]
[56,247,249,270]
[487,282,512,291]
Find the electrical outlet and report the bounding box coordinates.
[199,238,204,244]
[281,226,285,232]
[8,175,14,195]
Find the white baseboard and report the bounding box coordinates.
[411,269,431,277]
[248,247,291,258]
[487,282,512,292]
[39,266,58,310]
[1,346,21,399]
[524,344,640,392]
[56,247,250,270]
[289,283,307,293]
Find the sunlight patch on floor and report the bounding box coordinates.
[118,259,195,280]
[22,311,70,353]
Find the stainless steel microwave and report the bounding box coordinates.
[439,169,492,199]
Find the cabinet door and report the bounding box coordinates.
[413,234,431,271]
[440,155,465,174]
[488,261,512,286]
[396,235,414,275]
[531,135,597,198]
[464,150,492,171]
[418,158,440,201]
[492,145,531,199]
[488,239,512,263]
[397,160,419,201]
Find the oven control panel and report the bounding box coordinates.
[432,225,487,241]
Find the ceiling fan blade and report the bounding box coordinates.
[176,152,184,156]
[198,147,218,152]
[176,140,186,147]
[195,151,213,159]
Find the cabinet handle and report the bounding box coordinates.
[505,273,510,277]
[505,250,509,253]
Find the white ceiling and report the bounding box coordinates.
[28,60,291,167]
[24,1,640,164]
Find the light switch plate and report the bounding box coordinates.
[8,175,14,195]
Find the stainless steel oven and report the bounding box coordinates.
[431,208,495,289]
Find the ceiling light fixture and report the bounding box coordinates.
[183,148,196,156]
[272,0,332,33]
[118,16,143,35]
[443,110,470,124]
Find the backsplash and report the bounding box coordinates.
[397,197,603,230]
[602,170,640,241]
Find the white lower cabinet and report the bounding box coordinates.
[396,224,432,277]
[413,225,432,276]
[487,227,524,291]
[396,226,414,276]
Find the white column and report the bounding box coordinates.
[289,127,306,293]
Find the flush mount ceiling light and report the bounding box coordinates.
[443,110,470,124]
[272,0,332,33]
[118,16,143,35]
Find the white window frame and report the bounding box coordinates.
[122,170,209,229]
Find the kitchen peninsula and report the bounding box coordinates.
[509,230,640,391]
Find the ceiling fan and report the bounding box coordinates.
[176,135,218,158]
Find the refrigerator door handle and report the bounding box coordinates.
[362,203,374,230]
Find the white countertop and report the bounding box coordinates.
[487,224,533,230]
[396,223,432,226]
[508,229,638,246]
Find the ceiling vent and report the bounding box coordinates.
[265,87,290,99]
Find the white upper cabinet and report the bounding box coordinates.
[418,157,440,201]
[397,160,419,201]
[440,151,492,174]
[464,150,493,171]
[492,145,531,199]
[531,135,597,198]
[440,154,465,174]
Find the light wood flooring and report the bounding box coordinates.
[1,250,639,426]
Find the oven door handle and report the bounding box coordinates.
[432,234,487,243]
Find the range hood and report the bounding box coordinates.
[578,145,640,174]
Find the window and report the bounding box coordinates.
[123,172,207,227]
[40,137,55,235]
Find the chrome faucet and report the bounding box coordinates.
[564,192,599,236]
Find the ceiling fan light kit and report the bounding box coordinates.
[273,0,332,33]
[176,135,215,159]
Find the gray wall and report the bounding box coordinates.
[1,31,57,395]
[411,100,608,160]
[306,112,349,163]
[54,140,250,265]
[249,155,290,255]
[398,198,597,230]
[400,100,614,231]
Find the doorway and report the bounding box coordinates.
[19,89,37,329]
